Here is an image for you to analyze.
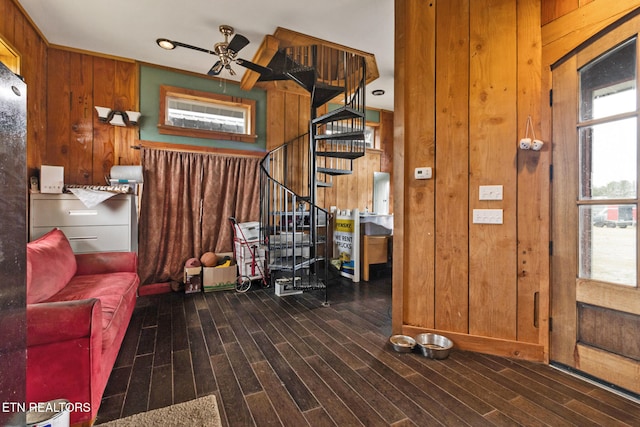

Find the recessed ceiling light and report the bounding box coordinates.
[372,89,385,96]
[156,38,176,50]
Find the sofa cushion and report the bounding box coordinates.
[44,272,139,350]
[27,228,78,304]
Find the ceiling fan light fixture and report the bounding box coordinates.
[156,38,176,50]
[156,25,269,78]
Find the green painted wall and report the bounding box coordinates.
[140,65,267,152]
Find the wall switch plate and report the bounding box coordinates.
[473,209,503,224]
[479,185,503,200]
[415,167,432,180]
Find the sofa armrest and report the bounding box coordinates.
[27,299,102,347]
[27,299,104,425]
[75,251,138,275]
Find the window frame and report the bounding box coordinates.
[158,85,257,143]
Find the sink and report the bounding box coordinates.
[360,214,393,235]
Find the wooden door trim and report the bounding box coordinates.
[403,325,545,361]
[550,54,579,366]
[577,280,640,315]
[576,344,640,394]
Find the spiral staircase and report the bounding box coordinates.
[258,44,368,303]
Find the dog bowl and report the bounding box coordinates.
[414,333,453,359]
[389,335,416,353]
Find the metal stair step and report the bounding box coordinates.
[317,181,333,188]
[269,256,323,272]
[312,84,345,108]
[312,106,365,125]
[316,151,365,159]
[317,167,353,176]
[287,68,316,92]
[314,130,365,141]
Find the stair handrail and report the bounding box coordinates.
[260,134,329,220]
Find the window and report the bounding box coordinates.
[159,85,257,143]
[577,37,638,286]
[0,35,20,75]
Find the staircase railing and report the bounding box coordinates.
[260,138,330,302]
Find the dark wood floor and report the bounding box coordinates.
[96,271,640,426]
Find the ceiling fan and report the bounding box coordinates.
[156,25,271,77]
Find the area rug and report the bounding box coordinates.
[99,395,221,427]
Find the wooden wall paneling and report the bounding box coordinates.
[349,155,360,209]
[395,0,436,329]
[392,0,407,334]
[356,150,369,211]
[315,103,329,209]
[468,0,518,340]
[299,93,310,200]
[1,0,15,40]
[24,22,47,177]
[434,0,470,334]
[46,49,72,173]
[516,0,548,346]
[333,158,349,209]
[379,110,394,213]
[541,0,580,25]
[284,91,301,195]
[267,90,285,151]
[367,150,381,210]
[113,60,139,167]
[67,52,94,185]
[92,57,116,184]
[1,0,48,176]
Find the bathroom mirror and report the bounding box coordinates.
[372,172,390,214]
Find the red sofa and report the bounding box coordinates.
[26,228,139,426]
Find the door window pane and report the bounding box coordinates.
[579,118,637,200]
[580,38,636,122]
[579,204,637,286]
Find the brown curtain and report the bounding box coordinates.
[201,154,261,254]
[138,147,261,285]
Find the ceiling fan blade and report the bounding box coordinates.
[207,60,224,76]
[168,40,216,55]
[235,58,272,75]
[227,34,250,54]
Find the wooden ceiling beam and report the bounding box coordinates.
[240,35,280,91]
[240,27,380,92]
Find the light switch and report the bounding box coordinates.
[472,209,503,224]
[479,185,503,200]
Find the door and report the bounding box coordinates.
[552,16,640,394]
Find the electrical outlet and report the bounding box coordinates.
[479,185,503,200]
[473,209,503,224]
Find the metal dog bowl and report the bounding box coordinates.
[414,333,453,359]
[389,335,416,353]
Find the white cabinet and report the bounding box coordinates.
[30,193,138,253]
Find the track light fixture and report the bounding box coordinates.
[94,107,141,127]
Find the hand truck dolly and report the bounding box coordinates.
[229,217,269,292]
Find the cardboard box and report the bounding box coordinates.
[203,254,237,292]
[184,266,202,294]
